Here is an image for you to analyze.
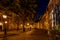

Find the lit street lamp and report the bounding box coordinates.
[3,15,7,19]
[3,15,7,36]
[5,21,7,24]
[27,23,29,25]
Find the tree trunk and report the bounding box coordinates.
[23,20,25,31]
[17,23,19,31]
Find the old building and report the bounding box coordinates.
[35,0,59,30]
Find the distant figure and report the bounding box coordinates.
[29,27,31,31]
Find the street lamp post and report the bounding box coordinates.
[3,15,7,36]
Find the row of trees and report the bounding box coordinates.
[0,0,38,31]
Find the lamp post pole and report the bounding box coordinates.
[3,15,7,36]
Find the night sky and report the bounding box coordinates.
[35,0,50,22]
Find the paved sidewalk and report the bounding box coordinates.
[0,30,23,38]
